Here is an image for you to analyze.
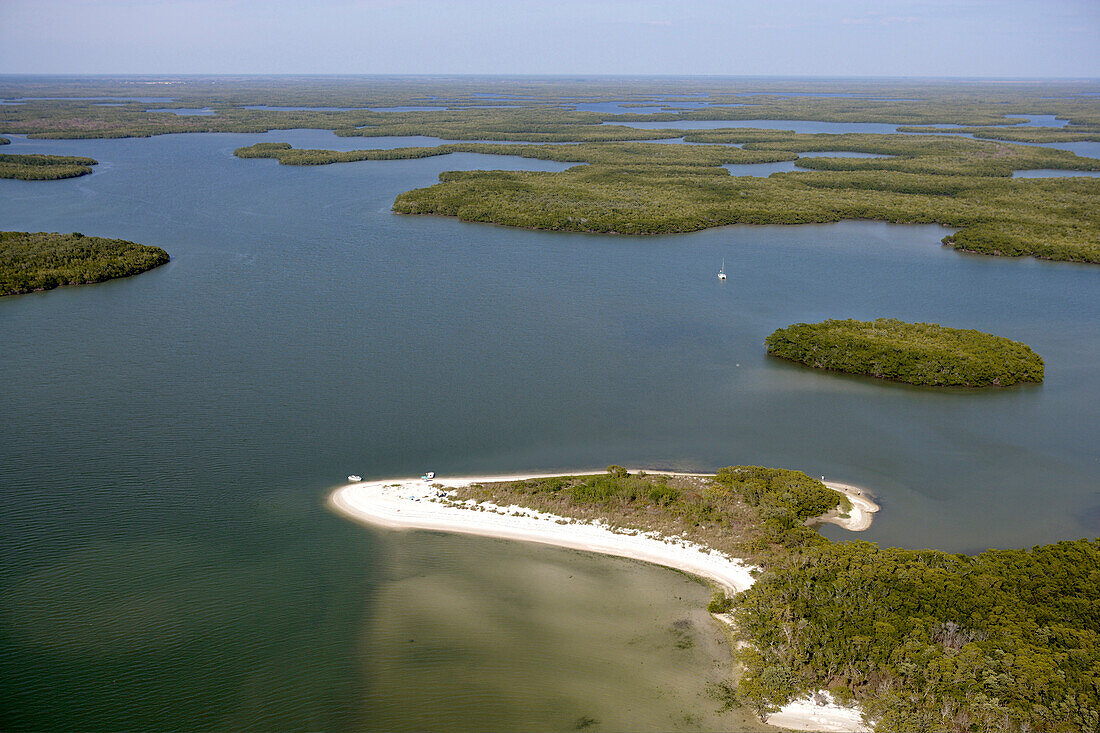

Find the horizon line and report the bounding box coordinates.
[1,73,1099,82]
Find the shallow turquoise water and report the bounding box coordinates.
[1,128,1097,730]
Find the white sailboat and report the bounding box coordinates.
[718,259,727,280]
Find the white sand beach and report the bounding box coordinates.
[328,469,875,732]
[767,691,872,733]
[816,480,881,532]
[328,471,758,593]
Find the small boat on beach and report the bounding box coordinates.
[421,471,436,481]
[348,474,362,482]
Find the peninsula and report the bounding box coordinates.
[330,467,875,733]
[331,466,1098,733]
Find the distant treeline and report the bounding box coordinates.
[2,80,1098,141]
[0,231,169,296]
[896,125,1100,143]
[393,163,1099,263]
[236,136,1100,263]
[764,318,1044,387]
[238,133,1100,176]
[0,153,98,180]
[4,75,1099,112]
[234,140,796,166]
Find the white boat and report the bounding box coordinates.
[421,471,436,481]
[718,259,727,280]
[347,474,362,482]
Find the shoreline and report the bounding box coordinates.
[328,470,758,594]
[327,469,879,591]
[814,480,880,532]
[328,469,874,733]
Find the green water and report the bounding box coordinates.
[361,533,768,732]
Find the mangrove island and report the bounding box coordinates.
[1,231,170,296]
[765,318,1044,387]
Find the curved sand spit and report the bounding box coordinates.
[328,469,876,733]
[328,470,757,593]
[815,480,880,532]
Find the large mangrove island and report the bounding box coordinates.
[234,131,1100,263]
[446,467,1099,733]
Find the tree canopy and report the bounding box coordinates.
[0,231,169,296]
[765,318,1044,387]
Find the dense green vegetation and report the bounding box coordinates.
[0,100,682,142]
[897,125,1100,143]
[723,477,1100,733]
[681,129,1099,176]
[236,134,1100,263]
[765,318,1044,387]
[0,136,9,145]
[0,153,98,180]
[736,539,1100,733]
[234,139,796,166]
[461,467,1099,733]
[0,231,169,295]
[238,132,1098,175]
[392,163,1099,262]
[457,466,850,559]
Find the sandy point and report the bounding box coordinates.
[328,469,875,733]
[327,470,758,594]
[818,480,881,532]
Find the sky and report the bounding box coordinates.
[1,0,1098,77]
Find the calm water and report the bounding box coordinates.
[1003,114,1068,128]
[242,106,448,112]
[609,118,905,134]
[2,128,1098,730]
[608,117,1100,159]
[0,96,176,103]
[723,151,890,177]
[1014,169,1100,178]
[148,107,216,116]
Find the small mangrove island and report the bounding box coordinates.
[765,318,1044,387]
[0,231,170,296]
[0,153,98,180]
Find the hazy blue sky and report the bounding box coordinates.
[2,0,1098,77]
